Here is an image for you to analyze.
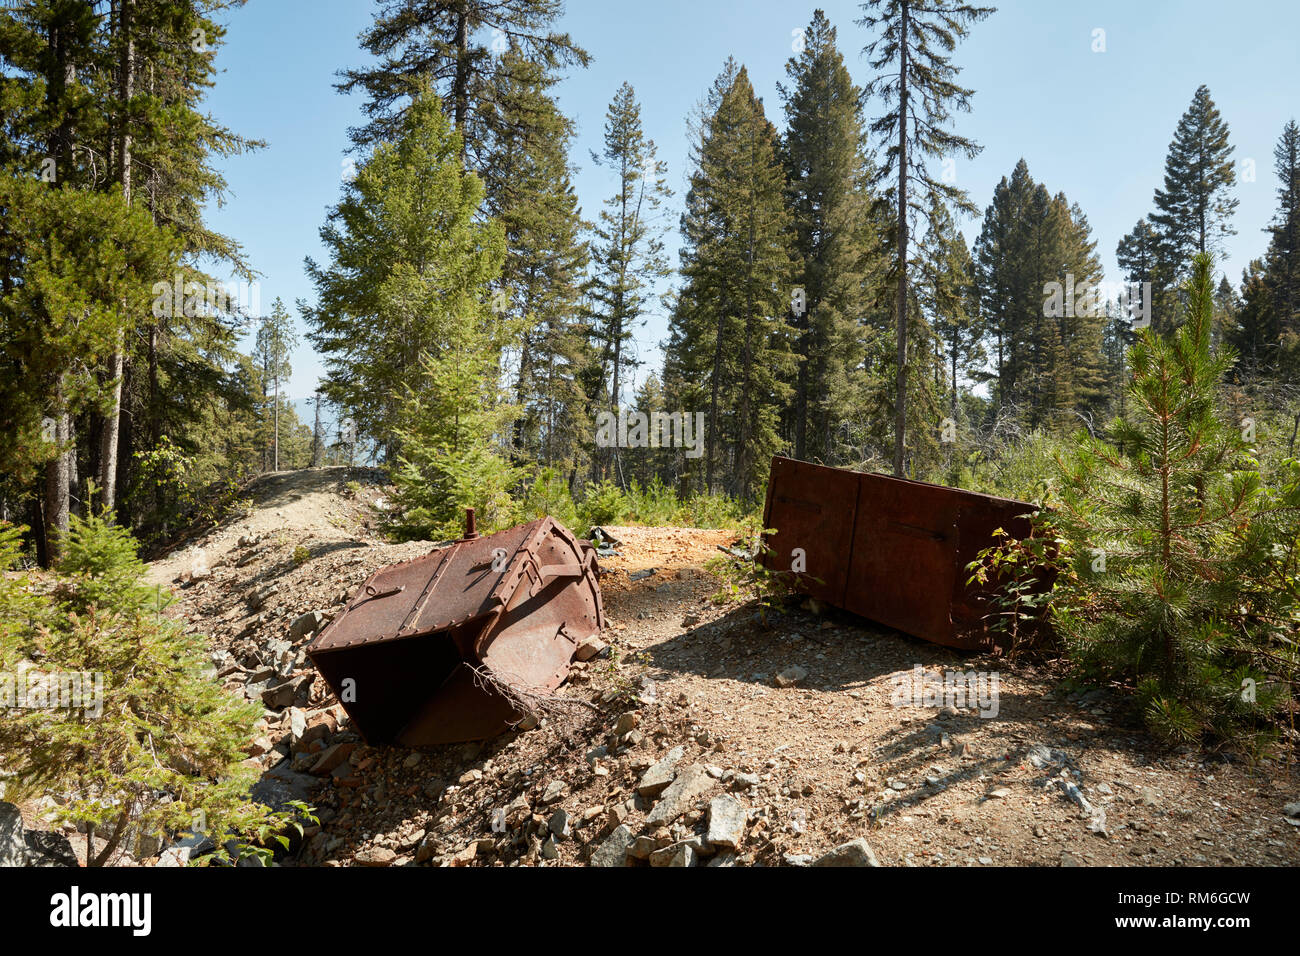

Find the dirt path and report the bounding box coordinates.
[146,467,387,587]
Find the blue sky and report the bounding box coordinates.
[201,0,1300,401]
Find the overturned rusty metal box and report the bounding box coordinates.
[307,516,604,746]
[760,456,1039,650]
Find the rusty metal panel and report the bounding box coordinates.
[761,457,1038,650]
[843,475,960,645]
[762,456,860,607]
[307,515,604,747]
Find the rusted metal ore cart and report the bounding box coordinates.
[760,456,1040,651]
[307,514,604,746]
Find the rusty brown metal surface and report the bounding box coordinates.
[307,516,604,746]
[761,456,1037,650]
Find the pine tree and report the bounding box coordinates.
[116,1,264,527]
[337,0,588,162]
[1264,119,1300,344]
[1051,198,1108,418]
[254,298,297,472]
[923,200,983,420]
[0,0,265,542]
[390,316,520,538]
[1116,216,1173,333]
[779,9,884,464]
[588,82,672,479]
[1151,85,1238,264]
[857,0,994,476]
[0,175,178,564]
[1054,253,1289,745]
[974,159,1033,406]
[0,512,300,865]
[481,49,590,473]
[1,0,104,560]
[1226,259,1277,372]
[665,61,795,501]
[973,159,1106,431]
[1213,274,1237,352]
[303,89,507,460]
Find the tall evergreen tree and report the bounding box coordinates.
[480,47,590,471]
[1116,216,1172,333]
[857,0,994,476]
[303,90,507,460]
[779,9,884,464]
[1,0,104,557]
[923,199,982,420]
[337,0,588,162]
[0,176,178,563]
[665,61,795,501]
[1264,119,1300,344]
[588,82,671,478]
[0,0,265,539]
[116,1,264,530]
[254,298,296,472]
[1151,85,1238,263]
[1226,258,1277,372]
[973,159,1032,403]
[974,159,1105,430]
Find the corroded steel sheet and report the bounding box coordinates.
[761,456,1038,650]
[307,516,604,746]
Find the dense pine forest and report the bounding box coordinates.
[4,2,1297,548]
[1,0,1299,876]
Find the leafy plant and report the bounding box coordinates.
[705,519,811,625]
[601,643,653,704]
[577,480,629,529]
[965,520,1070,655]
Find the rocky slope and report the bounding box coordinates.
[125,467,1300,866]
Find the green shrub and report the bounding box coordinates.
[577,480,630,528]
[1050,254,1297,748]
[0,515,304,865]
[514,467,581,529]
[52,507,177,625]
[703,518,803,625]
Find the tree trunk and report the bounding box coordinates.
[311,395,323,467]
[452,5,470,161]
[99,0,134,514]
[98,348,125,510]
[44,408,71,565]
[951,340,958,419]
[273,377,280,471]
[42,8,77,557]
[29,496,48,569]
[793,308,810,460]
[706,293,726,495]
[90,809,131,867]
[892,2,910,477]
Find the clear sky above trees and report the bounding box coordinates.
[199,0,1300,399]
